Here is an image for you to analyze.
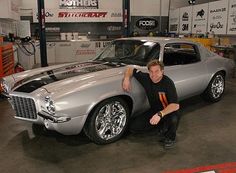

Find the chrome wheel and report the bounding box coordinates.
[211,74,224,99]
[95,101,127,140]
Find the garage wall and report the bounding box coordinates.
[130,0,170,36]
[0,19,17,36]
[0,0,21,36]
[20,0,171,38]
[130,0,169,16]
[20,0,123,40]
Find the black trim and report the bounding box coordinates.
[14,61,121,93]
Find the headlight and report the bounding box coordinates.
[45,96,55,115]
[0,79,10,93]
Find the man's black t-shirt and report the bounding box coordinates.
[133,69,178,113]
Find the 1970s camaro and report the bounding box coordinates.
[1,37,235,144]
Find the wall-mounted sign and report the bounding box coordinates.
[11,1,19,13]
[227,0,236,34]
[33,9,122,22]
[169,9,179,33]
[33,9,57,23]
[107,26,122,31]
[59,0,98,9]
[75,41,96,62]
[136,18,158,30]
[208,0,228,34]
[179,6,193,34]
[192,3,208,34]
[58,11,107,18]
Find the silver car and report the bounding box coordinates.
[1,37,235,144]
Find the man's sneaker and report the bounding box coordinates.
[163,138,176,149]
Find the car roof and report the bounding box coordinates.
[116,37,198,45]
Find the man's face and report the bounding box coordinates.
[149,65,164,83]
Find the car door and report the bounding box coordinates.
[160,42,209,100]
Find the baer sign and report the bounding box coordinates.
[207,0,228,34]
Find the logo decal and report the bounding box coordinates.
[136,18,158,30]
[196,9,204,18]
[59,0,98,9]
[58,12,107,18]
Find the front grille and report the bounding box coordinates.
[12,96,37,119]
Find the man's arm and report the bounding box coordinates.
[160,103,179,117]
[122,67,134,92]
[150,103,179,125]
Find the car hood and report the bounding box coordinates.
[13,61,125,93]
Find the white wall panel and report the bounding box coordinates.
[192,3,209,34]
[0,0,20,20]
[207,0,228,34]
[169,8,180,33]
[227,0,236,34]
[179,6,193,34]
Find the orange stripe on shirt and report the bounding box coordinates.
[159,93,167,108]
[162,93,168,106]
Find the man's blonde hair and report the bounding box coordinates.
[147,59,164,70]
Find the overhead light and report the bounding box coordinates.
[188,0,196,5]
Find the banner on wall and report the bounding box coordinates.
[179,6,193,34]
[59,0,99,9]
[33,9,122,22]
[207,0,228,34]
[169,9,179,33]
[192,3,208,34]
[227,0,236,34]
[33,0,122,23]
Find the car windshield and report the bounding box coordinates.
[94,40,160,66]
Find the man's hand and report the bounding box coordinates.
[150,114,161,125]
[122,77,131,92]
[122,67,134,92]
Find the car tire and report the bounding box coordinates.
[203,72,225,102]
[83,97,129,144]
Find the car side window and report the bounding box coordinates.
[163,43,200,66]
[147,44,160,61]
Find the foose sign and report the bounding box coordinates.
[136,18,158,30]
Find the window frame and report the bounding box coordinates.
[163,42,201,66]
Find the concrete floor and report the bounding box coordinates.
[0,79,236,173]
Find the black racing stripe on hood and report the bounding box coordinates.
[14,61,122,93]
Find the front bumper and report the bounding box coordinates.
[37,112,88,135]
[14,112,88,135]
[38,112,71,123]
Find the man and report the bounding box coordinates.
[122,59,180,149]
